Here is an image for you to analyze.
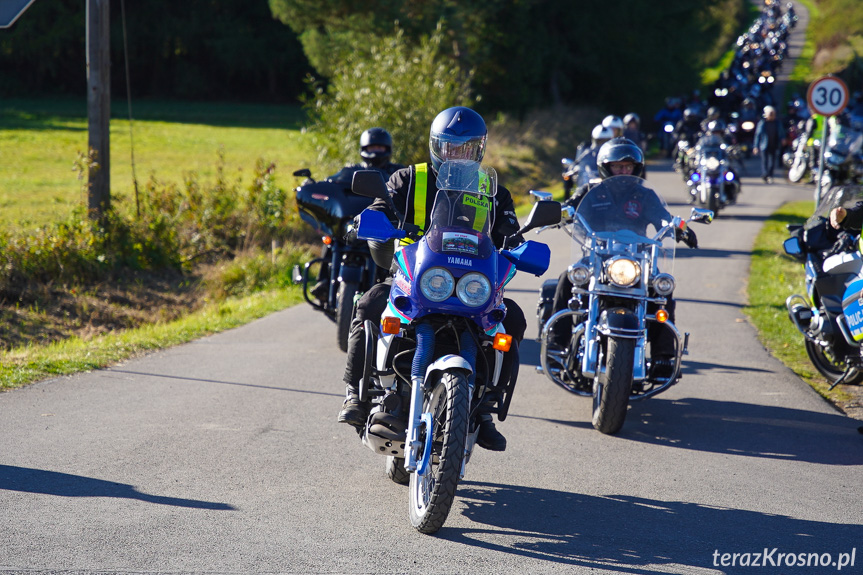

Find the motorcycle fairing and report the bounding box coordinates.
[842,278,863,341]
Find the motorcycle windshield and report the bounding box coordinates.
[425,160,497,258]
[571,175,675,269]
[810,184,863,222]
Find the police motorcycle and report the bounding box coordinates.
[686,136,740,214]
[784,185,863,387]
[534,176,713,434]
[350,160,560,533]
[291,166,383,352]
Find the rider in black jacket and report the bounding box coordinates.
[337,107,524,452]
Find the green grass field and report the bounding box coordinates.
[0,98,312,228]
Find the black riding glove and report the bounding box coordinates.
[675,226,698,249]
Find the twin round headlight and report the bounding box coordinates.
[419,267,491,307]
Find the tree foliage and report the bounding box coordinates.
[302,24,474,173]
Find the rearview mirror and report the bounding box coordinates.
[520,200,562,233]
[529,189,553,203]
[690,207,714,224]
[293,168,312,178]
[784,236,803,257]
[351,170,389,199]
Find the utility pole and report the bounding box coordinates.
[86,0,110,218]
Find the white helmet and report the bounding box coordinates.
[591,124,614,146]
[602,115,624,136]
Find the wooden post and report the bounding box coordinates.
[86,0,111,218]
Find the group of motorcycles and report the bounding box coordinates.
[290,155,713,533]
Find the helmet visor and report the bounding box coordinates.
[430,132,487,167]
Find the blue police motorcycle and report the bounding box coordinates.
[351,160,560,534]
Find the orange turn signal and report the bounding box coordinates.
[381,316,401,335]
[493,333,513,352]
[655,309,669,323]
[322,235,333,245]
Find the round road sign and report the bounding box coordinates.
[807,75,850,116]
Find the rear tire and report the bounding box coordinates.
[408,371,469,534]
[336,282,358,353]
[386,456,410,485]
[592,337,634,435]
[804,339,863,385]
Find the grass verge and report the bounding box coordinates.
[744,199,856,409]
[0,286,302,391]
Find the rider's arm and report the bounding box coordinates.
[491,184,524,248]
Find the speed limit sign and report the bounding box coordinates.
[807,75,849,116]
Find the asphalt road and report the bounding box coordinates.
[1,155,862,574]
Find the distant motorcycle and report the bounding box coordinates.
[820,123,863,193]
[535,176,713,434]
[561,148,601,195]
[291,167,383,352]
[686,137,741,214]
[784,185,863,387]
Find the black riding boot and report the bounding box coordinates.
[337,385,369,431]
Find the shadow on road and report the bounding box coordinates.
[0,465,236,509]
[622,397,863,465]
[439,481,860,572]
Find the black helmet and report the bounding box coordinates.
[429,107,487,171]
[596,137,645,179]
[360,127,393,168]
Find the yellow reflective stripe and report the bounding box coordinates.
[414,163,427,231]
[471,173,490,232]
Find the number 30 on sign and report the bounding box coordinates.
[807,75,849,117]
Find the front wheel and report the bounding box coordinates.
[336,282,359,353]
[592,337,634,435]
[788,157,807,182]
[409,370,469,534]
[804,339,863,385]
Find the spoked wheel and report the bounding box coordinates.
[336,282,358,353]
[804,339,863,385]
[592,336,634,435]
[408,370,469,534]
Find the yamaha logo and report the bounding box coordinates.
[447,256,472,267]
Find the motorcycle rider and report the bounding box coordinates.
[673,107,704,171]
[564,124,613,196]
[311,129,405,300]
[548,137,698,377]
[602,115,625,138]
[337,106,524,452]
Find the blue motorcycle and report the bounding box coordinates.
[351,160,560,534]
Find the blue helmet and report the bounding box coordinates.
[429,107,487,171]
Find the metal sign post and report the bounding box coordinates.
[807,75,849,210]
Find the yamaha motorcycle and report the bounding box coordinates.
[351,160,560,533]
[534,176,713,434]
[784,185,863,387]
[686,138,741,214]
[291,167,383,352]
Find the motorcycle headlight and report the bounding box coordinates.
[605,257,641,288]
[420,267,454,302]
[456,272,491,307]
[725,171,735,181]
[652,273,676,296]
[742,121,756,131]
[567,263,591,286]
[705,157,721,171]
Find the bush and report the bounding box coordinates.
[302,22,475,173]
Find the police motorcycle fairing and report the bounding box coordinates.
[350,160,560,534]
[784,185,863,387]
[534,176,713,435]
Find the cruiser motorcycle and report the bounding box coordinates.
[686,137,740,214]
[535,176,713,434]
[350,160,560,533]
[292,167,383,352]
[784,185,863,387]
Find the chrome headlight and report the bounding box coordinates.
[605,257,641,287]
[705,157,721,171]
[420,267,454,302]
[567,263,591,286]
[456,272,491,307]
[652,273,676,296]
